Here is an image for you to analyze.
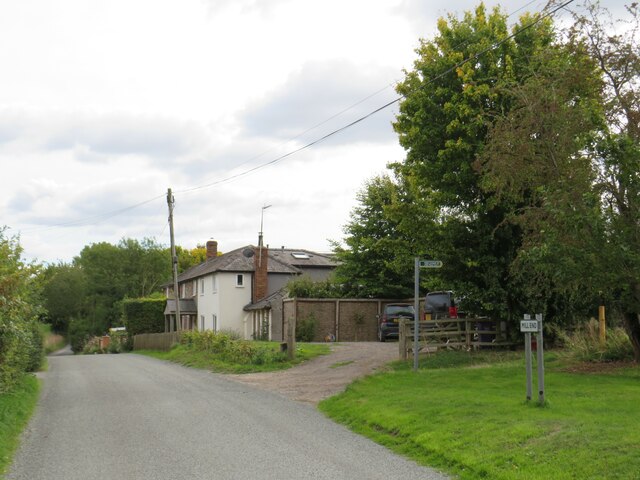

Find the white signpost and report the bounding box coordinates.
[414,258,443,371]
[521,314,545,403]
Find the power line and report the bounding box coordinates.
[178,0,575,194]
[11,0,574,234]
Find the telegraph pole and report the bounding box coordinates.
[167,188,181,331]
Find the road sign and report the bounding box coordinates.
[419,260,443,268]
[520,320,539,332]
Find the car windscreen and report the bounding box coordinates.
[425,294,451,312]
[385,305,415,316]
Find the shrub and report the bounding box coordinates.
[23,320,44,372]
[296,313,317,342]
[122,297,166,336]
[109,330,131,353]
[179,330,287,365]
[557,318,634,362]
[82,337,104,354]
[68,317,97,353]
[0,230,43,393]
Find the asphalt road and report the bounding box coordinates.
[7,352,448,480]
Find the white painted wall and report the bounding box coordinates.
[196,271,252,338]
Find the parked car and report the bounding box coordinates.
[424,291,464,320]
[377,303,415,342]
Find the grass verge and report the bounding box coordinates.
[136,342,330,374]
[39,323,66,355]
[319,350,640,480]
[0,375,40,476]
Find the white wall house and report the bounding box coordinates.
[164,239,337,340]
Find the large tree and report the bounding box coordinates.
[41,262,88,333]
[479,2,640,358]
[391,4,558,319]
[333,175,427,298]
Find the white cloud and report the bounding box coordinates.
[0,0,628,263]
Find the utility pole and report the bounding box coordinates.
[167,188,181,332]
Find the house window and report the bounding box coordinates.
[192,280,197,297]
[212,314,217,332]
[200,315,205,331]
[212,275,217,293]
[236,274,244,287]
[199,278,205,295]
[180,283,185,299]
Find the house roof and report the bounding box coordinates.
[244,288,286,311]
[172,245,338,284]
[164,298,197,315]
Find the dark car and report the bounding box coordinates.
[424,291,463,320]
[377,303,415,342]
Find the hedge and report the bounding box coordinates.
[122,297,166,336]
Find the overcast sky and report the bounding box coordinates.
[0,0,623,263]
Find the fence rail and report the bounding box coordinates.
[133,332,181,351]
[399,318,512,360]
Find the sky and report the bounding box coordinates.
[0,0,625,263]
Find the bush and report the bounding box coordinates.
[557,318,634,362]
[122,298,166,336]
[296,313,317,342]
[0,230,43,393]
[23,320,44,372]
[179,330,286,365]
[68,317,98,353]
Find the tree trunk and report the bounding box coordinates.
[623,312,640,363]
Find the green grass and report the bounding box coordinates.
[319,350,640,480]
[136,342,330,374]
[0,375,40,476]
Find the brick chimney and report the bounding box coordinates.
[253,239,268,303]
[206,240,218,259]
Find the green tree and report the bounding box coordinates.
[333,175,421,298]
[177,244,208,273]
[41,263,87,333]
[0,229,44,392]
[75,238,172,332]
[391,4,559,319]
[479,2,640,358]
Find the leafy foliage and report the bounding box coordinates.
[333,175,420,298]
[0,229,44,393]
[122,297,166,337]
[180,330,286,365]
[556,319,634,363]
[295,313,317,342]
[68,317,99,353]
[41,262,87,333]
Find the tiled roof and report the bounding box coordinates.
[163,245,338,286]
[164,298,197,315]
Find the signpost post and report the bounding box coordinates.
[521,314,545,403]
[414,258,443,371]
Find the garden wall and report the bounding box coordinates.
[282,298,425,342]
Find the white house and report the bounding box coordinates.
[164,239,337,340]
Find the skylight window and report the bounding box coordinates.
[291,252,310,259]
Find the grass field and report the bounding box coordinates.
[0,375,40,476]
[319,350,640,480]
[136,342,330,374]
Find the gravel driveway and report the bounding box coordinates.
[228,342,399,405]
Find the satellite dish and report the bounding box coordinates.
[242,248,255,258]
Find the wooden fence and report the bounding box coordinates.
[399,318,512,360]
[133,332,181,351]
